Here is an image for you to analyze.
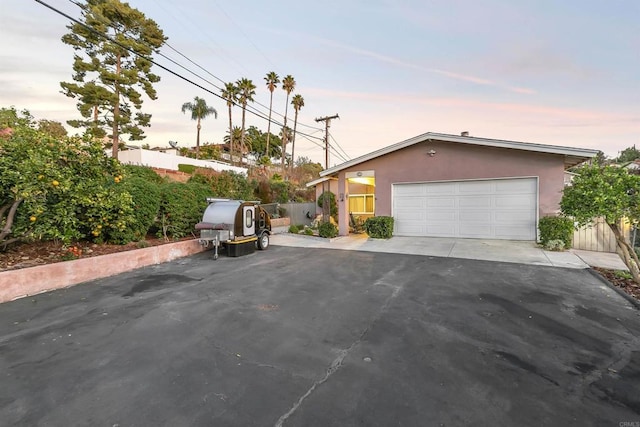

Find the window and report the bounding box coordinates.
[348,194,374,214]
[245,209,254,228]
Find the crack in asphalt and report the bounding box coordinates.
[274,271,404,427]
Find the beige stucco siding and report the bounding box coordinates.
[336,141,565,235]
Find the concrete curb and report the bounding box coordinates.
[586,268,640,310]
[0,240,207,304]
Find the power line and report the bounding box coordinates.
[330,134,351,161]
[211,0,278,71]
[37,0,324,143]
[162,42,322,132]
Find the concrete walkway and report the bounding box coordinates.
[271,230,629,270]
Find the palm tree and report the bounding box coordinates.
[181,96,217,159]
[290,94,304,173]
[224,126,251,158]
[264,71,280,160]
[281,75,296,171]
[236,78,256,166]
[221,82,239,164]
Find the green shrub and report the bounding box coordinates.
[0,113,133,246]
[304,227,314,236]
[158,182,210,239]
[288,224,300,234]
[122,164,165,184]
[615,270,633,280]
[364,216,394,239]
[318,221,338,238]
[178,164,197,174]
[317,191,338,217]
[122,177,161,240]
[189,170,255,200]
[538,216,574,249]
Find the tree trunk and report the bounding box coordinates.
[266,91,273,159]
[240,104,247,167]
[0,199,24,244]
[228,104,233,165]
[112,54,122,160]
[196,118,201,159]
[281,94,290,173]
[291,110,298,174]
[610,222,640,283]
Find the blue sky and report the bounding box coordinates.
[1,0,638,165]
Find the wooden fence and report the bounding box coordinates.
[572,218,632,253]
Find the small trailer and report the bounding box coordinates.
[196,198,271,260]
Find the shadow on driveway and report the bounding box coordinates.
[1,246,639,426]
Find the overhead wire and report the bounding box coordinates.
[39,0,325,144]
[330,134,351,161]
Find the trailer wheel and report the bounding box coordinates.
[257,232,269,250]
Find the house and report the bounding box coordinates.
[624,159,640,173]
[310,132,598,239]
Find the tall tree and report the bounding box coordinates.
[221,82,239,165]
[181,96,217,159]
[60,0,166,159]
[561,165,640,283]
[279,126,293,168]
[281,75,296,171]
[290,94,304,172]
[245,126,282,159]
[264,71,280,160]
[616,145,640,163]
[224,126,250,158]
[236,78,256,166]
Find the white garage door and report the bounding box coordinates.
[393,178,538,240]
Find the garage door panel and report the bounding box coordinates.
[425,182,456,194]
[395,211,427,222]
[459,211,491,221]
[426,197,455,208]
[495,179,536,193]
[396,223,426,234]
[459,181,492,194]
[427,211,456,221]
[495,211,535,222]
[394,184,426,196]
[394,197,425,209]
[459,224,492,236]
[393,178,537,240]
[495,195,535,208]
[459,196,492,208]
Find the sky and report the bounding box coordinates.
[1,0,638,166]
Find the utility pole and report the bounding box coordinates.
[315,114,339,169]
[315,114,339,223]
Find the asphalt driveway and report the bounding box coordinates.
[1,246,639,426]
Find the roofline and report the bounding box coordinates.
[305,176,338,188]
[320,132,599,176]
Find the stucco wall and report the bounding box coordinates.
[336,141,566,235]
[118,148,247,174]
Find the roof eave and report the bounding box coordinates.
[320,132,599,176]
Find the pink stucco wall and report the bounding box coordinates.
[336,141,566,235]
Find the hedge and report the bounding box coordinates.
[538,216,574,250]
[122,177,161,240]
[364,216,394,239]
[158,182,210,239]
[318,221,338,238]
